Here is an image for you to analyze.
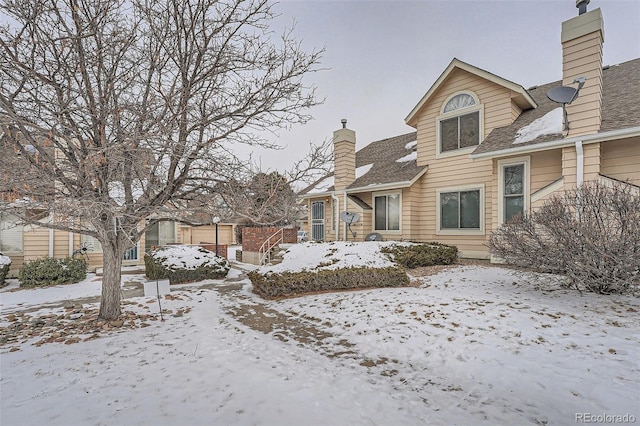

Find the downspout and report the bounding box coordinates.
[331,192,340,241]
[343,191,348,240]
[575,140,584,221]
[48,212,54,257]
[68,219,74,256]
[575,140,584,187]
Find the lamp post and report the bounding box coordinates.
[212,216,220,257]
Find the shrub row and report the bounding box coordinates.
[144,246,230,284]
[18,256,87,288]
[249,266,409,299]
[381,243,458,268]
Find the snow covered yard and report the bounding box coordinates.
[1,253,638,425]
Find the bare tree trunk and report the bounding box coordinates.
[99,244,123,320]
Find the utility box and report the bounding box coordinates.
[143,279,170,297]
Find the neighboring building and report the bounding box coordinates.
[0,215,237,275]
[299,5,640,259]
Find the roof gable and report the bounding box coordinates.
[405,58,537,127]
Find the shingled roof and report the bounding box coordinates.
[472,58,640,157]
[299,132,426,196]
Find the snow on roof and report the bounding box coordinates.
[307,175,335,194]
[404,140,417,150]
[396,151,417,163]
[259,241,411,274]
[356,163,373,179]
[514,107,563,144]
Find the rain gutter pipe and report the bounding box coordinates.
[575,140,584,187]
[331,192,340,241]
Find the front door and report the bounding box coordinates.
[311,201,325,241]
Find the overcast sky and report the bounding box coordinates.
[244,0,640,174]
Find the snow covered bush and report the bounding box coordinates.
[144,245,230,284]
[381,243,457,268]
[0,252,11,287]
[249,267,409,299]
[489,180,640,294]
[248,241,410,298]
[18,257,87,288]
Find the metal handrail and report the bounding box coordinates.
[258,228,284,265]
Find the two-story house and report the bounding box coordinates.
[299,5,640,259]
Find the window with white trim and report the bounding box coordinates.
[374,193,400,231]
[0,213,23,253]
[437,92,482,155]
[440,190,480,229]
[498,157,530,224]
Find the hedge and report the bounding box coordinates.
[249,266,409,299]
[144,245,230,284]
[18,257,87,288]
[381,243,458,268]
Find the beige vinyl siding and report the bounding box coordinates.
[6,255,24,276]
[53,229,71,258]
[583,142,601,180]
[22,225,50,261]
[601,137,640,184]
[187,225,234,245]
[531,149,563,193]
[511,101,523,122]
[562,146,578,188]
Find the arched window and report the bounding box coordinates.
[437,92,482,155]
[443,93,476,113]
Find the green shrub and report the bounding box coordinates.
[249,266,409,299]
[0,252,10,287]
[145,245,230,284]
[381,243,458,268]
[18,256,87,288]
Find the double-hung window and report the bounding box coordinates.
[437,93,483,157]
[0,213,23,253]
[374,193,400,231]
[498,157,530,224]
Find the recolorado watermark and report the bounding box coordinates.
[576,413,637,423]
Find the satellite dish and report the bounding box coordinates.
[339,211,360,238]
[339,211,360,224]
[546,77,586,132]
[365,232,383,241]
[546,86,579,104]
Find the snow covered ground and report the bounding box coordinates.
[1,245,638,425]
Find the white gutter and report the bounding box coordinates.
[575,140,584,187]
[331,192,340,241]
[469,126,640,160]
[346,166,428,194]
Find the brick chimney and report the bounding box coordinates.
[333,119,356,191]
[561,2,604,137]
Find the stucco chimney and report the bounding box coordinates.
[561,6,604,137]
[333,119,356,191]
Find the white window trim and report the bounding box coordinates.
[0,214,23,254]
[373,191,402,234]
[436,183,485,236]
[436,91,484,159]
[497,156,531,225]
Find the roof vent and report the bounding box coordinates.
[341,118,347,129]
[576,0,589,15]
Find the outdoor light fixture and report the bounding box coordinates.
[212,216,221,256]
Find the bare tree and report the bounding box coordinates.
[0,0,325,319]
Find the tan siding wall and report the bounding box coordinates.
[188,225,234,245]
[23,225,50,261]
[531,149,563,193]
[562,146,578,188]
[583,142,601,180]
[601,137,640,184]
[53,229,71,258]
